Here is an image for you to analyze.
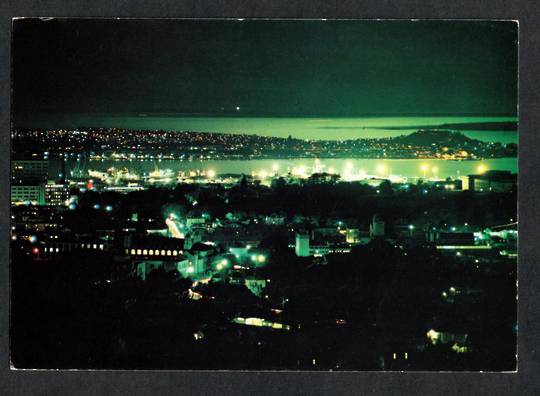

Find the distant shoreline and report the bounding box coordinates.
[12,114,518,143]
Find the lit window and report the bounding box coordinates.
[166,250,172,256]
[137,249,142,255]
[161,250,166,256]
[149,249,154,255]
[143,249,148,255]
[130,249,136,255]
[173,250,178,256]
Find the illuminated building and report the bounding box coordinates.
[369,215,385,238]
[464,170,517,193]
[460,175,471,190]
[43,240,110,254]
[346,228,361,244]
[244,277,267,297]
[11,185,45,205]
[473,171,517,193]
[123,234,184,258]
[11,157,49,184]
[44,182,70,206]
[11,156,50,205]
[295,232,310,257]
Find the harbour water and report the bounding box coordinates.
[34,114,518,179]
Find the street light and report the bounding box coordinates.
[477,164,487,174]
[420,163,428,179]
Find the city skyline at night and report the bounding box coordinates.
[10,19,518,371]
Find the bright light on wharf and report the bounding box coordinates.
[477,164,488,174]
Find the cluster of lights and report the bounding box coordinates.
[251,254,266,264]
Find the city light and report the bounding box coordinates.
[292,166,307,177]
[477,164,488,174]
[376,164,387,175]
[207,169,216,178]
[420,163,429,178]
[272,163,279,172]
[259,169,268,178]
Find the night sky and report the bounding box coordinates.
[13,19,518,119]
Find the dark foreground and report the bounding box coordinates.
[11,183,517,370]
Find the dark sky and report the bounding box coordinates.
[12,19,518,118]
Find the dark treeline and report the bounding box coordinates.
[63,181,517,232]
